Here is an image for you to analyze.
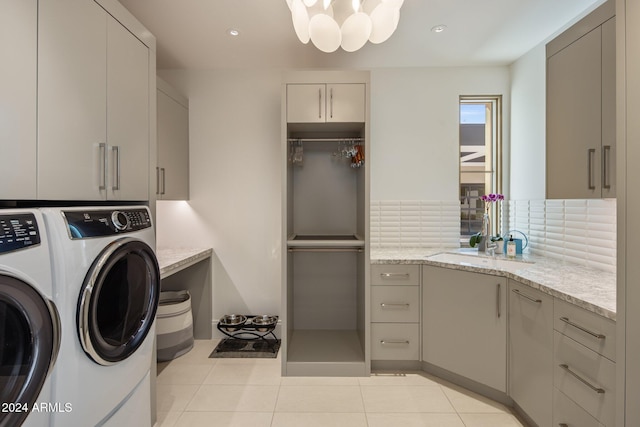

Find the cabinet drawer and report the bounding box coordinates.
[371,323,420,360]
[371,264,420,286]
[554,331,615,427]
[554,299,616,361]
[553,388,605,427]
[371,286,420,323]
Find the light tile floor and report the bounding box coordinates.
[156,340,526,427]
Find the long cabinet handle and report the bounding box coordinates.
[156,167,160,195]
[512,288,542,304]
[380,273,410,279]
[98,143,107,190]
[603,145,612,189]
[112,146,121,191]
[330,87,333,119]
[161,167,166,195]
[587,148,596,190]
[559,316,605,339]
[496,283,501,318]
[559,424,569,427]
[318,88,322,119]
[559,364,605,394]
[380,303,410,308]
[380,340,410,345]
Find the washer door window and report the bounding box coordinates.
[78,238,160,365]
[0,276,59,427]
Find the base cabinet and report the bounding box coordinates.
[422,265,507,392]
[509,280,554,427]
[553,388,605,427]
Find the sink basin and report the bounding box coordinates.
[428,252,534,272]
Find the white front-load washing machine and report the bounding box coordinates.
[41,206,160,427]
[0,209,60,427]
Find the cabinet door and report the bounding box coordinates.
[106,17,149,201]
[509,281,554,427]
[287,84,325,123]
[157,89,189,200]
[547,27,602,199]
[326,84,365,123]
[0,0,37,199]
[38,0,107,200]
[422,266,507,392]
[601,17,616,198]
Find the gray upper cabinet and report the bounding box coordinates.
[0,0,37,199]
[38,0,150,201]
[286,83,365,123]
[157,78,190,200]
[546,0,615,199]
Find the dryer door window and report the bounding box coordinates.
[0,275,59,427]
[78,238,160,365]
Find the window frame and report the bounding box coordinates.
[459,95,503,243]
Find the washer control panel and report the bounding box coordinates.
[0,213,41,254]
[63,208,151,239]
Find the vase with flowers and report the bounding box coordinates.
[469,193,504,252]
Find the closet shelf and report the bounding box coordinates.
[287,234,365,248]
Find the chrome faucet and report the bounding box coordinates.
[478,214,497,255]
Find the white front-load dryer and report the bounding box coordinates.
[0,209,60,427]
[42,206,160,427]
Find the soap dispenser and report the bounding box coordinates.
[507,234,516,258]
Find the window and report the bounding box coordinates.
[459,96,502,244]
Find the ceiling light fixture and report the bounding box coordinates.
[431,24,446,33]
[227,28,240,37]
[285,0,404,53]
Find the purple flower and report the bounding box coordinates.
[481,193,504,203]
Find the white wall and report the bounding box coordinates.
[509,44,547,199]
[156,69,283,320]
[156,66,511,320]
[370,67,511,201]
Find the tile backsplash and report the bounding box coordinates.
[370,200,460,248]
[370,199,616,273]
[508,199,616,273]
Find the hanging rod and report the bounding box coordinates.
[287,137,364,143]
[288,248,363,253]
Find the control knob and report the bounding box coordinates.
[111,211,129,231]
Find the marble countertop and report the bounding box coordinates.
[372,248,616,321]
[156,247,213,279]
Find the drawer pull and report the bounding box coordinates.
[380,340,410,345]
[380,303,410,308]
[512,288,542,303]
[559,424,568,427]
[559,364,605,394]
[380,273,410,279]
[559,317,605,340]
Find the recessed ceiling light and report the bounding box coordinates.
[227,28,240,37]
[431,25,447,33]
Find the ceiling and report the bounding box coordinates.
[117,0,604,70]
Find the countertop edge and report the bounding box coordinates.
[372,250,616,321]
[157,248,213,279]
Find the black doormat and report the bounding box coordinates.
[209,339,281,359]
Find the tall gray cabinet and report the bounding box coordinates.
[546,0,615,199]
[281,72,370,376]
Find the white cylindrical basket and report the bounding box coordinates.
[156,290,194,361]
